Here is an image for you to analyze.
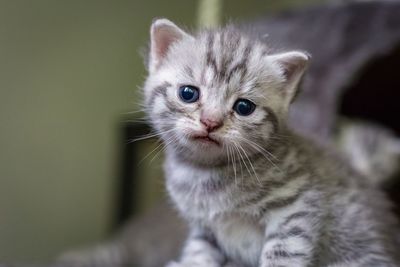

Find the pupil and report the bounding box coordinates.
[239,102,249,114]
[183,87,193,100]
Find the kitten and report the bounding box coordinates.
[143,19,400,267]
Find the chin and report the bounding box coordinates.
[179,138,227,164]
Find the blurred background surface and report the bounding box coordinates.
[0,0,326,263]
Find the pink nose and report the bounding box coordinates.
[200,117,223,132]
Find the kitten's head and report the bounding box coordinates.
[143,19,309,165]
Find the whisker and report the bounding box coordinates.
[122,119,149,124]
[241,137,280,162]
[137,134,175,165]
[249,145,282,173]
[229,145,238,187]
[225,143,237,187]
[128,129,175,143]
[138,141,165,165]
[122,109,148,115]
[232,141,253,184]
[231,136,283,173]
[237,142,262,186]
[231,142,244,185]
[149,134,178,163]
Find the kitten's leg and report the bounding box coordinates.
[259,199,320,267]
[166,227,225,267]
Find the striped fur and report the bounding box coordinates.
[143,19,400,267]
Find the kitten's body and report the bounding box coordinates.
[144,19,400,267]
[165,132,399,267]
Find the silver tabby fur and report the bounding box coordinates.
[337,119,400,185]
[143,19,400,267]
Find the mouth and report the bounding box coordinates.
[192,135,221,146]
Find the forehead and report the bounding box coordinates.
[170,29,268,87]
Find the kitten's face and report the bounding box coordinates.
[143,19,308,165]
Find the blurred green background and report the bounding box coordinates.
[0,0,322,263]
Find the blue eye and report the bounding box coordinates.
[178,85,200,103]
[233,99,256,116]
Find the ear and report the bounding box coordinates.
[268,51,310,103]
[149,18,192,73]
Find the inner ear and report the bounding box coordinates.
[149,19,192,72]
[271,51,309,82]
[268,51,310,102]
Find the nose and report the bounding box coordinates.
[200,116,223,132]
